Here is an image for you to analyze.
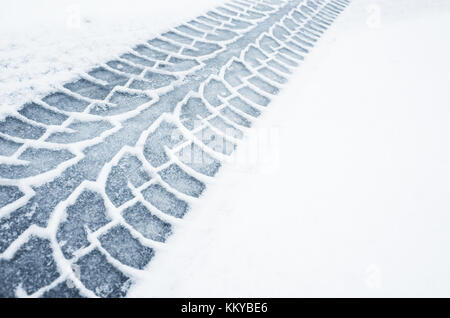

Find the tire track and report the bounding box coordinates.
[0,0,350,297]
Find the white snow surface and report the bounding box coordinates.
[0,0,225,116]
[129,0,450,297]
[1,0,450,297]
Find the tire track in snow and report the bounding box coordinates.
[0,0,350,297]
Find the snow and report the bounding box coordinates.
[1,0,449,297]
[129,0,450,297]
[0,0,225,117]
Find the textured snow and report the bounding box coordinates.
[0,0,226,117]
[1,0,449,298]
[129,0,450,297]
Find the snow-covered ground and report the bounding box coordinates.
[1,0,449,297]
[129,0,450,297]
[0,0,225,116]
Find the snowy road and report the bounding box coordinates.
[0,0,349,297]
